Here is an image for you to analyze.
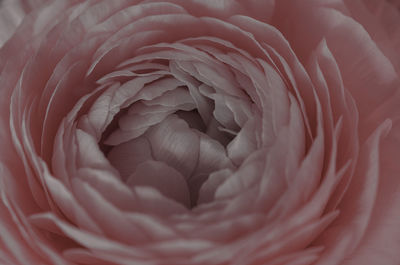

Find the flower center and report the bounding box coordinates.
[88,51,260,210]
[101,97,240,208]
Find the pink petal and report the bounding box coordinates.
[71,178,149,245]
[227,117,259,166]
[144,115,200,178]
[107,137,153,181]
[197,169,232,204]
[127,160,191,208]
[0,1,25,48]
[316,120,392,265]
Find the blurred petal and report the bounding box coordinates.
[0,1,25,48]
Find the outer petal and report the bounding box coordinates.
[315,120,392,265]
[341,120,400,265]
[273,0,398,128]
[0,0,25,48]
[0,0,54,48]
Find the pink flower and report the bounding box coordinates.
[1,0,400,264]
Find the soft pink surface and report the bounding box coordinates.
[0,0,400,265]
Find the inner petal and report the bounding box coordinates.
[107,137,153,181]
[126,160,191,208]
[94,51,261,210]
[144,114,200,178]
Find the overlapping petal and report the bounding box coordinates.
[0,1,398,265]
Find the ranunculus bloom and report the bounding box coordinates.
[1,0,400,264]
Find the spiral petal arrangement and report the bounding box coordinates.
[1,1,400,265]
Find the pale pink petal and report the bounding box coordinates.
[27,212,149,258]
[125,213,177,241]
[169,61,214,126]
[107,137,153,180]
[307,40,359,212]
[1,0,399,264]
[273,2,397,121]
[345,0,400,72]
[316,120,392,264]
[214,151,264,200]
[189,132,235,204]
[227,118,259,166]
[133,186,189,215]
[340,123,400,264]
[127,160,191,208]
[41,169,103,235]
[71,177,149,245]
[0,1,25,48]
[0,197,44,265]
[144,115,200,178]
[197,169,232,204]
